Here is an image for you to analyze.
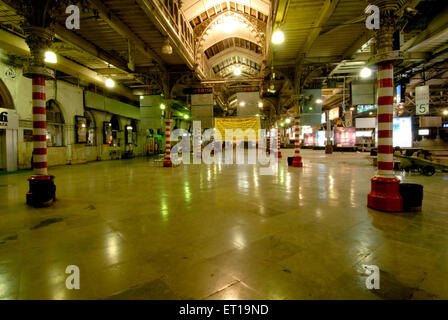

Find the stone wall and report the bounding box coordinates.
[0,60,147,170]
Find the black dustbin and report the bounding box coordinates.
[399,183,423,212]
[26,175,56,207]
[287,157,294,166]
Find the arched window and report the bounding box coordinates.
[85,110,96,146]
[0,77,14,109]
[46,100,64,147]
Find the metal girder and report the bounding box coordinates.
[295,0,341,66]
[0,28,137,101]
[53,24,131,72]
[401,4,448,52]
[134,0,200,77]
[86,0,166,72]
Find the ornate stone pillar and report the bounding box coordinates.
[23,25,57,206]
[367,3,403,212]
[23,26,55,176]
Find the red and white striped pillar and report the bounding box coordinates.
[367,3,402,212]
[276,128,282,158]
[32,76,48,175]
[367,61,402,212]
[291,117,303,167]
[163,119,173,167]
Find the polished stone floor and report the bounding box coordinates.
[0,149,447,300]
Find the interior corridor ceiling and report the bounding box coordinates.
[0,0,447,116]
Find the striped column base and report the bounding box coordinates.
[367,176,403,212]
[291,155,303,167]
[276,150,282,159]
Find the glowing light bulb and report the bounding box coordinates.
[105,78,115,88]
[234,67,241,76]
[272,30,285,44]
[360,67,372,78]
[44,51,57,63]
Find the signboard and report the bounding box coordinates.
[184,87,213,95]
[0,108,19,129]
[214,117,260,141]
[329,107,340,120]
[356,117,376,129]
[393,117,413,148]
[357,105,377,113]
[316,131,326,147]
[419,116,441,128]
[415,85,429,115]
[304,133,316,146]
[345,111,353,127]
[351,80,376,105]
[334,127,356,147]
[321,112,326,124]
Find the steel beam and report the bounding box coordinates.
[87,0,166,72]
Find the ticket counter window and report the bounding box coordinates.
[46,100,64,147]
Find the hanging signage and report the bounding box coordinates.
[357,104,377,113]
[334,127,356,147]
[329,107,340,120]
[415,85,429,115]
[321,112,326,124]
[0,108,19,129]
[345,110,353,127]
[393,117,413,148]
[184,87,213,95]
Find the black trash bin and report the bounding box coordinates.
[26,175,56,207]
[287,157,294,166]
[399,183,423,212]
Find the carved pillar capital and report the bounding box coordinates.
[23,26,55,79]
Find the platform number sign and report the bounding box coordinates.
[415,85,429,115]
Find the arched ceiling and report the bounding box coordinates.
[204,37,263,59]
[186,0,270,79]
[183,0,271,21]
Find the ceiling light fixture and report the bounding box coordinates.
[220,15,239,33]
[105,78,115,88]
[239,101,245,107]
[161,38,173,55]
[234,67,241,76]
[360,67,372,78]
[44,51,57,64]
[315,99,323,104]
[160,103,166,110]
[272,30,285,44]
[258,101,263,108]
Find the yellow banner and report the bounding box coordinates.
[215,117,260,141]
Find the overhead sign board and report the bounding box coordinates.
[357,105,377,113]
[415,85,429,115]
[0,108,19,129]
[329,107,340,120]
